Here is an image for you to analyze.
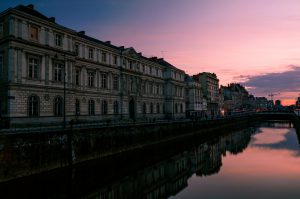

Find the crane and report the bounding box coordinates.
[268,92,280,101]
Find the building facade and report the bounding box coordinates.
[0,4,186,127]
[193,72,219,118]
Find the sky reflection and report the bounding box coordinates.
[172,124,300,199]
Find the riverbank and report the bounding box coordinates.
[0,114,263,183]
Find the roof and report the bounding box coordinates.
[14,4,53,23]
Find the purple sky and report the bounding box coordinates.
[2,0,300,104]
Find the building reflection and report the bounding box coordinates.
[81,127,256,199]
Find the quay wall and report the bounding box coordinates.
[0,114,263,182]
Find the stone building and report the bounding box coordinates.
[0,4,186,126]
[185,75,207,119]
[193,72,219,118]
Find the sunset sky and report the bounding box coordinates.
[2,0,300,105]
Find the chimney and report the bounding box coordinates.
[27,4,34,9]
[49,17,55,23]
[105,41,111,44]
[119,46,124,50]
[78,31,85,35]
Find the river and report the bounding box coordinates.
[1,121,299,198]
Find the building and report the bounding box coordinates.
[193,72,219,118]
[0,4,186,127]
[185,75,207,119]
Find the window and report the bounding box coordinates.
[101,73,107,89]
[149,84,153,94]
[175,104,178,114]
[101,52,106,63]
[28,95,39,117]
[75,44,79,55]
[149,67,152,75]
[75,69,80,86]
[55,33,63,47]
[75,99,80,115]
[54,63,63,82]
[143,103,147,114]
[88,48,93,59]
[30,25,38,41]
[88,72,94,87]
[129,78,133,92]
[54,96,63,116]
[129,61,133,69]
[88,99,95,115]
[180,104,183,113]
[113,101,119,114]
[113,75,119,90]
[113,55,117,65]
[28,56,39,79]
[123,58,126,66]
[102,100,108,115]
[157,103,160,114]
[0,54,3,78]
[150,103,153,114]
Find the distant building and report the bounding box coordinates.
[185,75,207,119]
[193,72,219,117]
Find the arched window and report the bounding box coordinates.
[102,100,108,115]
[54,96,63,116]
[113,101,119,114]
[28,95,39,117]
[88,99,95,115]
[150,103,153,114]
[180,104,183,113]
[143,102,147,114]
[156,103,160,114]
[75,99,80,115]
[175,103,178,113]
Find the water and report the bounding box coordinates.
[172,122,300,199]
[1,122,300,198]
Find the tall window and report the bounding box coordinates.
[28,95,39,117]
[88,72,94,87]
[88,48,93,59]
[129,61,133,69]
[150,103,153,114]
[102,100,108,115]
[55,34,63,47]
[113,55,117,65]
[30,25,38,41]
[75,69,80,86]
[113,101,119,114]
[101,73,107,89]
[28,56,39,79]
[54,96,63,116]
[113,75,119,90]
[175,104,178,114]
[54,63,63,82]
[157,103,160,114]
[0,54,3,78]
[75,44,79,55]
[75,99,80,115]
[143,103,147,114]
[180,104,183,113]
[101,52,106,63]
[88,99,95,115]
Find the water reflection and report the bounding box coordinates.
[1,122,300,199]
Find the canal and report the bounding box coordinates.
[1,121,299,198]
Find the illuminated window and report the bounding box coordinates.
[30,25,38,41]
